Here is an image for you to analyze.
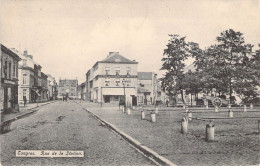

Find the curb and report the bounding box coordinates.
[83,107,176,166]
[0,101,56,133]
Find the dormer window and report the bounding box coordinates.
[105,67,110,75]
[116,67,120,75]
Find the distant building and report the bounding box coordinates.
[85,52,138,106]
[14,50,37,103]
[47,74,56,100]
[78,82,86,100]
[0,44,21,114]
[58,79,78,99]
[137,72,158,105]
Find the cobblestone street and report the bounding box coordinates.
[0,101,155,166]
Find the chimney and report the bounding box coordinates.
[108,52,119,57]
[23,50,28,57]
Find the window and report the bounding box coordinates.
[126,67,131,75]
[115,96,119,101]
[9,62,11,79]
[23,59,27,66]
[13,64,15,77]
[4,61,7,78]
[23,89,27,97]
[105,78,110,86]
[23,74,27,84]
[116,67,120,75]
[105,67,110,75]
[116,78,120,86]
[126,78,131,86]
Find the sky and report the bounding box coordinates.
[1,0,260,83]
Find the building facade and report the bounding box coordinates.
[0,44,21,114]
[137,72,158,105]
[47,74,56,100]
[58,79,78,99]
[40,72,48,102]
[85,52,138,106]
[15,50,36,103]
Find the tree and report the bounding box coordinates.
[160,35,190,104]
[215,29,254,102]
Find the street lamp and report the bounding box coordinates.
[122,78,126,110]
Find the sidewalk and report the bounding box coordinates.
[2,101,56,122]
[77,101,260,166]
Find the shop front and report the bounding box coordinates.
[1,78,19,113]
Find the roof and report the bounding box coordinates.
[1,44,22,61]
[138,72,153,80]
[184,63,196,73]
[137,87,151,94]
[93,52,138,68]
[59,79,78,87]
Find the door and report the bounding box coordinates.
[104,95,110,103]
[3,87,8,110]
[132,96,137,106]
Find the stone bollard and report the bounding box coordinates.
[122,106,125,113]
[206,105,209,109]
[151,113,156,123]
[181,117,188,134]
[133,106,136,110]
[183,105,186,109]
[250,103,253,110]
[215,106,218,113]
[141,110,145,120]
[228,104,231,109]
[187,111,192,121]
[228,110,233,118]
[155,107,159,114]
[127,108,131,115]
[244,105,247,112]
[205,121,215,142]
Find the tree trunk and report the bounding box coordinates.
[229,79,232,103]
[181,90,184,105]
[191,93,193,106]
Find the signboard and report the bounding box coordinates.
[1,79,16,85]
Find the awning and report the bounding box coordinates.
[102,87,136,96]
[137,87,150,94]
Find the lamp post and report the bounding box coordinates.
[122,78,126,111]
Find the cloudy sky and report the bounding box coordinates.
[1,0,260,83]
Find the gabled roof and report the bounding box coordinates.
[93,52,138,68]
[138,72,153,80]
[59,79,78,87]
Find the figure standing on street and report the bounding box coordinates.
[166,99,169,107]
[23,96,27,107]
